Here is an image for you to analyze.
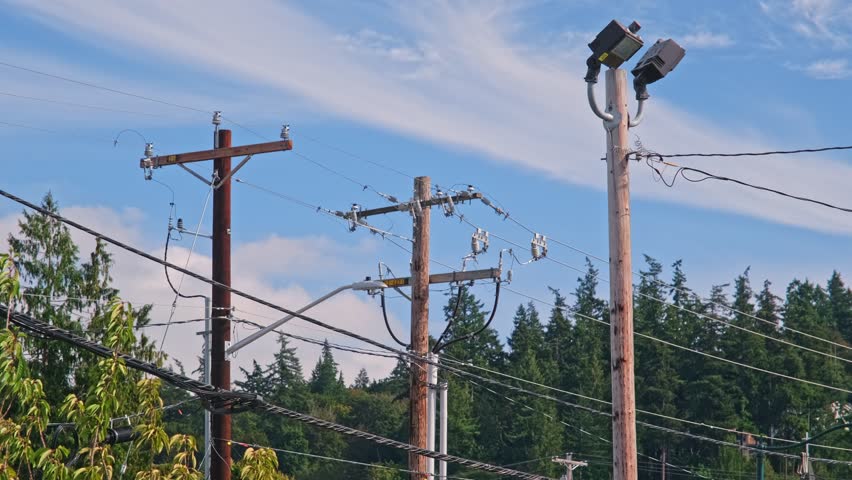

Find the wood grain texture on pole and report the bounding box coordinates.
[605,68,637,480]
[409,176,431,480]
[212,129,232,480]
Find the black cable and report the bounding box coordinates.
[434,282,500,353]
[0,187,406,357]
[432,285,464,353]
[644,155,852,214]
[163,230,206,300]
[379,290,409,348]
[650,144,852,159]
[1,304,552,480]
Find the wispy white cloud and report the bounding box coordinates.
[6,0,852,236]
[788,58,852,79]
[681,31,734,48]
[762,0,852,48]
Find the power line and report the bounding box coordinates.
[456,185,852,353]
[159,182,214,353]
[0,90,171,118]
[499,284,852,393]
[234,177,413,242]
[640,144,852,159]
[495,287,852,454]
[4,188,846,468]
[297,128,414,180]
[642,154,852,214]
[226,438,475,480]
[3,303,554,480]
[0,60,210,115]
[452,212,852,370]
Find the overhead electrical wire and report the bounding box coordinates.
[642,154,852,214]
[234,177,413,242]
[641,144,852,159]
[0,91,170,118]
[5,186,849,467]
[226,438,475,480]
[453,185,852,354]
[159,182,214,353]
[452,211,852,370]
[0,302,554,480]
[497,285,852,393]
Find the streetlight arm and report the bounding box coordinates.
[226,285,351,355]
[758,423,852,451]
[587,81,614,122]
[628,99,646,128]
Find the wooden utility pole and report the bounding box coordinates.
[410,176,431,480]
[339,180,498,479]
[660,447,667,480]
[138,124,292,480]
[605,67,637,480]
[211,129,232,480]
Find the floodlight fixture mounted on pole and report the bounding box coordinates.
[584,20,685,129]
[225,279,387,355]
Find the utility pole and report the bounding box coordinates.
[340,182,498,480]
[139,121,293,480]
[211,128,232,480]
[410,176,431,480]
[553,453,587,480]
[660,447,666,480]
[605,67,638,480]
[195,297,212,480]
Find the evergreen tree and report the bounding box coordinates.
[353,368,371,389]
[310,341,346,397]
[502,302,561,476]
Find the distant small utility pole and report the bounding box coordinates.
[553,453,587,480]
[139,117,293,480]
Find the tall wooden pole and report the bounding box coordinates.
[660,448,667,480]
[211,129,232,480]
[409,176,431,480]
[605,68,637,480]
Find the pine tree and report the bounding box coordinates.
[353,368,371,389]
[502,302,561,475]
[309,341,345,397]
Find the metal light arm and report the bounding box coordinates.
[587,81,614,122]
[628,99,646,128]
[226,280,386,355]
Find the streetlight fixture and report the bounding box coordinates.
[631,38,686,100]
[226,278,387,355]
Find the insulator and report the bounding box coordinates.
[507,270,513,283]
[467,185,475,194]
[177,218,184,230]
[280,124,290,141]
[471,228,489,255]
[144,142,154,158]
[167,217,173,230]
[387,195,399,204]
[481,197,492,207]
[212,111,222,126]
[531,233,547,260]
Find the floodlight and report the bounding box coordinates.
[631,38,685,99]
[585,20,643,83]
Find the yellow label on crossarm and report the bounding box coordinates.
[598,52,609,62]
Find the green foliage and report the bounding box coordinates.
[7,191,852,480]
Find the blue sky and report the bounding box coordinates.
[1,0,851,380]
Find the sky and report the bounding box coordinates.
[1,0,851,383]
